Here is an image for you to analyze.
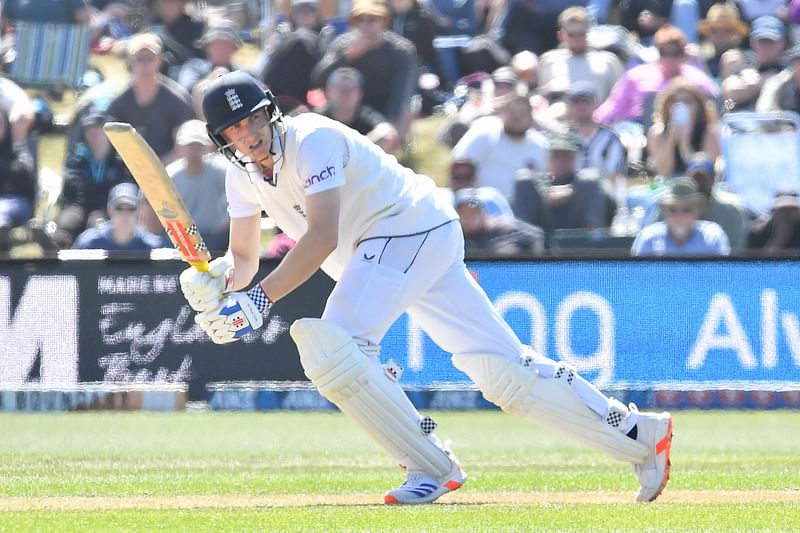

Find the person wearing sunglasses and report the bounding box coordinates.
[108,32,195,166]
[595,25,718,127]
[72,183,163,252]
[538,6,624,103]
[631,176,730,256]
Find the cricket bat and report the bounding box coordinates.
[103,122,210,272]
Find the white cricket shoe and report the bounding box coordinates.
[384,449,466,504]
[630,404,673,502]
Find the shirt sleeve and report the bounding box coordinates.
[594,73,634,126]
[296,127,347,196]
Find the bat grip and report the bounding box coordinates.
[189,260,209,273]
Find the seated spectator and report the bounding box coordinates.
[514,133,613,233]
[108,32,195,165]
[443,160,516,218]
[489,65,524,99]
[756,44,800,114]
[721,15,787,112]
[51,109,133,248]
[0,77,36,153]
[0,108,36,251]
[562,82,627,196]
[451,93,549,200]
[154,0,206,79]
[311,0,417,138]
[176,21,244,95]
[315,67,400,152]
[747,188,800,254]
[456,187,545,257]
[72,183,164,251]
[616,0,676,43]
[685,152,748,251]
[537,6,624,102]
[167,119,230,252]
[257,0,335,109]
[646,77,720,178]
[88,1,134,48]
[631,177,730,255]
[595,25,718,127]
[697,3,748,80]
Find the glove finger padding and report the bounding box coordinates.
[180,257,233,312]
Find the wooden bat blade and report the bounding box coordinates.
[103,122,210,272]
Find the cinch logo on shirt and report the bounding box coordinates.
[303,166,335,188]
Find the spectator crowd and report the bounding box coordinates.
[2,0,800,258]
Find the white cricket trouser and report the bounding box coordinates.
[322,220,524,361]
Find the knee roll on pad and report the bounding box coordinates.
[453,353,649,463]
[290,318,452,477]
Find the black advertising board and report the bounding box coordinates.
[0,259,334,400]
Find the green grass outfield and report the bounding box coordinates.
[1,410,799,532]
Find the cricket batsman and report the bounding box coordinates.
[179,71,673,504]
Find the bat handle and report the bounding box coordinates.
[189,260,210,273]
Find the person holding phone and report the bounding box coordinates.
[646,77,721,178]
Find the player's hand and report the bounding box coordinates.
[195,286,271,344]
[179,257,233,313]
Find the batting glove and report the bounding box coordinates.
[195,284,271,344]
[179,256,234,313]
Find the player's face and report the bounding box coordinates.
[222,110,274,170]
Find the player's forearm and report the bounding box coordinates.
[259,231,336,303]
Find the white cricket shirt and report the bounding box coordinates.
[225,113,457,279]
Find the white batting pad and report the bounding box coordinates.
[290,318,453,477]
[453,353,649,464]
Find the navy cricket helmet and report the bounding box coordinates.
[202,71,282,156]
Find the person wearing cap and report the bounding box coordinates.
[697,3,748,79]
[311,0,417,138]
[756,43,800,114]
[72,183,164,252]
[108,31,195,165]
[538,6,624,103]
[166,119,230,251]
[515,132,614,233]
[595,25,718,127]
[315,67,400,153]
[455,186,545,257]
[52,108,134,249]
[257,0,334,108]
[490,66,522,100]
[684,152,747,251]
[451,93,549,200]
[748,188,800,253]
[185,69,675,505]
[720,14,787,111]
[631,177,730,256]
[154,0,206,77]
[562,80,627,194]
[177,21,245,94]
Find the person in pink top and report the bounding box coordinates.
[594,25,719,126]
